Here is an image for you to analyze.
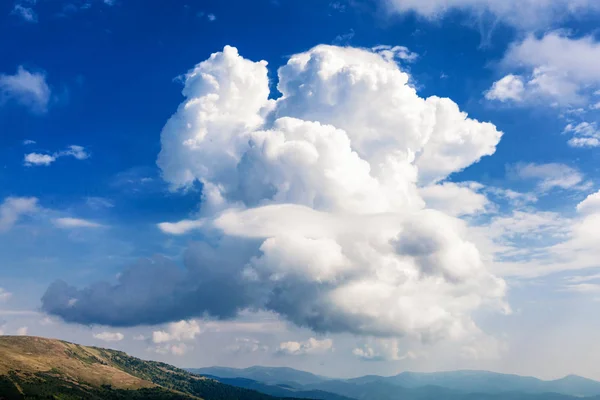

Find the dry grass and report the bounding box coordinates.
[0,336,154,390]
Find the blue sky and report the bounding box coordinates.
[2,0,600,380]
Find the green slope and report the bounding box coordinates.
[0,336,300,400]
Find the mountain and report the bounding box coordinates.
[193,366,600,400]
[188,367,328,387]
[0,336,301,400]
[201,376,354,400]
[365,370,600,397]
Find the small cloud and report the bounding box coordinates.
[372,45,418,63]
[152,342,191,356]
[207,13,216,21]
[23,139,36,145]
[16,326,28,336]
[0,288,12,302]
[277,338,333,356]
[0,66,50,113]
[133,334,147,341]
[509,162,590,192]
[158,219,204,235]
[11,4,37,23]
[24,145,90,167]
[85,197,114,209]
[53,217,104,229]
[93,331,124,342]
[225,338,269,354]
[0,197,39,233]
[24,153,56,166]
[152,320,202,343]
[485,74,525,102]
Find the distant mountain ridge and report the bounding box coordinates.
[191,366,600,399]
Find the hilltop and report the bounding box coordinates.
[0,336,299,400]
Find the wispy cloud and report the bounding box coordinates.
[0,197,39,233]
[24,145,90,167]
[52,217,104,229]
[0,66,50,113]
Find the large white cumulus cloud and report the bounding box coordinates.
[44,45,506,343]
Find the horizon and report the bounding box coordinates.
[2,0,600,385]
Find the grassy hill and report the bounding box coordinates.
[0,336,301,400]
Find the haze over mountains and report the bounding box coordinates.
[1,335,600,400]
[191,366,600,400]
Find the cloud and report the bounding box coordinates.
[0,66,50,112]
[93,331,124,342]
[510,163,589,192]
[277,338,333,355]
[53,217,104,229]
[487,32,600,106]
[226,337,269,354]
[485,75,525,102]
[24,153,56,166]
[0,289,12,303]
[565,122,600,148]
[23,139,36,145]
[353,338,416,361]
[42,45,507,345]
[420,182,489,217]
[372,45,418,63]
[11,3,37,23]
[24,145,90,167]
[16,327,29,336]
[381,0,600,30]
[152,342,192,356]
[0,197,39,233]
[152,320,201,343]
[85,197,115,209]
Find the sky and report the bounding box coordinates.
[2,0,600,381]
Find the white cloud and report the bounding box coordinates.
[24,145,90,167]
[577,190,600,215]
[158,219,204,235]
[353,338,416,361]
[152,320,202,343]
[16,326,29,336]
[93,331,124,342]
[0,197,39,233]
[382,0,600,30]
[24,153,56,166]
[0,288,12,303]
[485,74,524,102]
[53,217,104,229]
[45,45,506,347]
[0,66,50,112]
[23,139,36,145]
[207,13,216,21]
[11,4,37,23]
[487,32,600,106]
[153,45,507,342]
[225,337,269,354]
[372,45,418,63]
[565,122,600,148]
[510,163,589,192]
[277,338,333,355]
[420,182,489,216]
[152,342,191,356]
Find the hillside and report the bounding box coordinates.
[0,336,300,400]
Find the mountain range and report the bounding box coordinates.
[190,366,600,400]
[2,335,600,400]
